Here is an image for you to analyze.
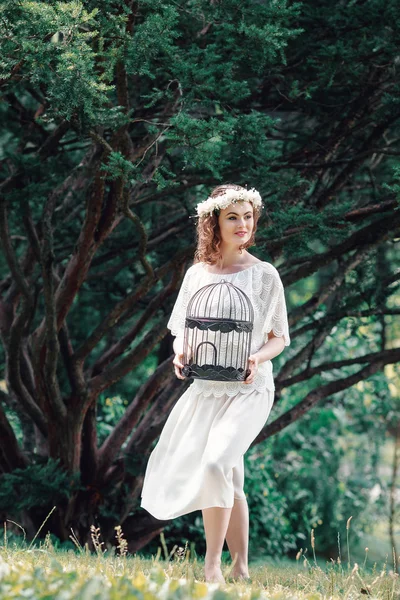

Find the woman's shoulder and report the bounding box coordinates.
[185,262,203,275]
[256,259,279,273]
[249,258,280,275]
[181,262,204,283]
[251,260,284,288]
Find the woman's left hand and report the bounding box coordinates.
[245,354,259,384]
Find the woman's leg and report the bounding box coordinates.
[224,456,250,578]
[225,498,250,578]
[202,506,232,582]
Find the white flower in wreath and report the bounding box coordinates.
[196,188,262,217]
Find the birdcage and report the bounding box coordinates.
[181,280,254,382]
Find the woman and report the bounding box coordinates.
[141,184,290,583]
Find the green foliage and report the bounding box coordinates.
[125,3,181,78]
[97,394,128,445]
[101,151,136,182]
[0,460,81,512]
[245,455,296,557]
[1,1,113,122]
[383,164,400,199]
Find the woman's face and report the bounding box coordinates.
[218,201,254,248]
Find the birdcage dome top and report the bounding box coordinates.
[186,280,254,324]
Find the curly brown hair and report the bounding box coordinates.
[194,184,261,265]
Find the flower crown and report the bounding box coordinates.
[196,187,262,217]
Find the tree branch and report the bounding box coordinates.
[289,244,376,327]
[54,147,101,219]
[279,347,400,389]
[88,211,189,270]
[288,213,399,326]
[315,112,400,209]
[88,130,113,154]
[0,198,32,302]
[75,249,189,365]
[20,198,41,264]
[80,403,98,483]
[38,121,70,159]
[86,222,189,282]
[282,209,400,286]
[88,319,169,399]
[53,171,105,327]
[260,198,399,259]
[97,355,175,478]
[0,121,69,197]
[7,296,47,435]
[291,307,400,340]
[0,391,27,470]
[122,201,153,279]
[40,179,67,420]
[277,320,334,384]
[74,277,155,364]
[91,266,183,375]
[254,347,400,444]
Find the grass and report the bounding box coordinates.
[0,531,399,600]
[352,520,399,566]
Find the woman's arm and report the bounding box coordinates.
[173,337,184,357]
[173,337,186,380]
[244,331,285,385]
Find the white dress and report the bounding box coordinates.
[140,261,290,520]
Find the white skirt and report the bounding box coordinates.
[140,382,274,520]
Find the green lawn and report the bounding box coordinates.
[0,541,398,600]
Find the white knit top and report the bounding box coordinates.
[167,261,290,396]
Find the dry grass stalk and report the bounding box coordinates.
[114,525,128,557]
[346,515,353,570]
[90,525,105,556]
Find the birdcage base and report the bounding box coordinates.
[182,363,250,382]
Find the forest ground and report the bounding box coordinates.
[0,542,398,600]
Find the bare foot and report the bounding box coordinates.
[205,562,225,583]
[231,569,250,581]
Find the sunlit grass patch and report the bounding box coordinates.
[0,520,398,599]
[0,538,399,600]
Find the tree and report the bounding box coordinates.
[0,0,399,550]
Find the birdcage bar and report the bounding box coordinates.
[182,280,254,382]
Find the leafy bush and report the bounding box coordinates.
[0,459,80,513]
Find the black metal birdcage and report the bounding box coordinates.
[181,280,254,382]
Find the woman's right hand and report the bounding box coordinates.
[173,353,186,380]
